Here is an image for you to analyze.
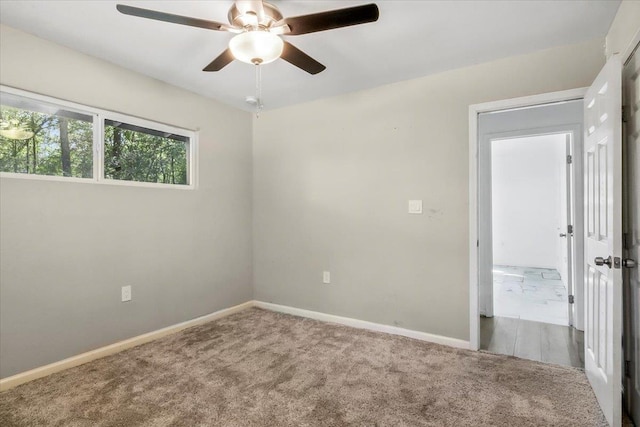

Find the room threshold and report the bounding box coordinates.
[480,316,584,368]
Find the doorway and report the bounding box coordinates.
[480,128,584,368]
[471,55,637,426]
[469,93,586,368]
[468,88,591,352]
[476,100,585,328]
[491,133,572,327]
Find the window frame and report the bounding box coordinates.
[0,85,198,190]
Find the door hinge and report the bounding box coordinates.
[567,225,574,235]
[568,295,575,304]
[566,155,572,164]
[625,360,631,377]
[622,106,628,123]
[477,240,479,248]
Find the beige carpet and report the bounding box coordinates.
[0,307,606,426]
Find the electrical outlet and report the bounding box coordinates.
[323,271,331,284]
[121,285,132,302]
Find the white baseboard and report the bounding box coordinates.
[254,301,470,350]
[2,300,470,391]
[0,301,254,392]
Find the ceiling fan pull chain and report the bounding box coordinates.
[255,62,263,118]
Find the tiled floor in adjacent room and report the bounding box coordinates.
[493,265,568,326]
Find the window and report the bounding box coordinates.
[0,93,93,178]
[0,87,196,188]
[104,120,188,185]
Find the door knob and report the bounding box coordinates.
[559,233,567,237]
[594,256,612,268]
[623,259,637,268]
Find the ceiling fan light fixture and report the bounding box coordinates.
[0,120,34,140]
[229,30,283,65]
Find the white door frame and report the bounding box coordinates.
[623,41,640,426]
[618,30,640,426]
[468,88,587,350]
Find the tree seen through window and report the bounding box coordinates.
[104,120,188,185]
[0,103,93,178]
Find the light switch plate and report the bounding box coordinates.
[121,285,132,302]
[323,271,331,284]
[408,200,423,214]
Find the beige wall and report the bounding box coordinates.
[253,39,605,341]
[0,25,253,378]
[606,0,640,59]
[1,16,618,378]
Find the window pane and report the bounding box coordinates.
[104,119,188,185]
[0,93,93,178]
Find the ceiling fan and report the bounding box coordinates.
[116,1,379,75]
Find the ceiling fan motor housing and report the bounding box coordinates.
[227,2,282,30]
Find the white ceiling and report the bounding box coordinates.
[0,1,620,112]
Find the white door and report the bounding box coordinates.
[623,46,640,425]
[584,56,623,427]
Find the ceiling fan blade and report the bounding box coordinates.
[279,3,379,36]
[116,4,229,31]
[280,42,326,75]
[203,49,235,72]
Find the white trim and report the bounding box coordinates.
[102,110,193,139]
[0,85,198,189]
[470,88,587,115]
[621,28,640,64]
[94,105,102,182]
[0,172,94,184]
[189,130,199,189]
[468,87,588,351]
[254,301,470,350]
[0,172,194,190]
[469,109,479,349]
[0,301,253,392]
